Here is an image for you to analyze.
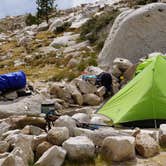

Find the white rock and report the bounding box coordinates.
[102,136,135,162]
[37,22,48,32]
[159,124,166,146]
[62,136,95,160]
[48,18,64,33]
[73,78,97,94]
[99,3,166,67]
[50,33,79,47]
[21,125,44,136]
[54,116,76,136]
[72,113,90,123]
[34,145,66,166]
[113,58,133,71]
[136,133,159,158]
[47,127,69,145]
[96,86,106,97]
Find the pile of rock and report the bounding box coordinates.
[49,67,106,106]
[0,112,165,166]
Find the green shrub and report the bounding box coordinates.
[25,13,39,26]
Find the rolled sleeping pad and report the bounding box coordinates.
[0,71,26,92]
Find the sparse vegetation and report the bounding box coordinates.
[25,13,39,26]
[80,10,120,51]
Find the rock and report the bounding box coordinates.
[37,22,48,32]
[36,141,53,158]
[0,95,45,118]
[123,64,137,81]
[73,127,94,138]
[112,65,122,78]
[70,18,89,29]
[9,116,46,130]
[62,136,95,161]
[2,130,21,140]
[99,3,166,67]
[0,153,26,166]
[49,83,73,103]
[92,127,121,146]
[102,136,135,162]
[54,116,76,136]
[5,134,34,163]
[48,18,64,33]
[47,127,69,145]
[0,141,10,153]
[32,134,47,151]
[4,91,18,100]
[135,133,160,158]
[21,125,44,136]
[113,58,133,71]
[72,78,97,94]
[85,66,104,75]
[50,33,79,47]
[38,46,57,55]
[96,86,106,97]
[72,92,83,106]
[34,145,66,166]
[63,41,89,53]
[72,113,90,123]
[67,58,80,68]
[83,94,101,106]
[90,116,106,125]
[159,124,166,146]
[0,122,11,137]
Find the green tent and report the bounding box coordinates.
[99,55,166,124]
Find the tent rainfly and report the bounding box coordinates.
[99,55,166,125]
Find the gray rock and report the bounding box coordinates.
[36,141,53,158]
[0,153,26,166]
[50,33,79,47]
[72,113,90,123]
[113,58,133,71]
[48,18,64,33]
[159,124,166,146]
[62,136,95,161]
[136,133,160,158]
[4,91,18,100]
[34,145,66,166]
[83,94,101,106]
[54,116,76,136]
[37,22,48,32]
[0,95,45,118]
[21,125,45,136]
[73,78,97,94]
[0,141,10,153]
[47,127,69,145]
[102,136,135,162]
[96,86,106,97]
[99,3,166,67]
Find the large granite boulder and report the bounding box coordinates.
[99,3,166,68]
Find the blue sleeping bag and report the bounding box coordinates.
[0,71,26,92]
